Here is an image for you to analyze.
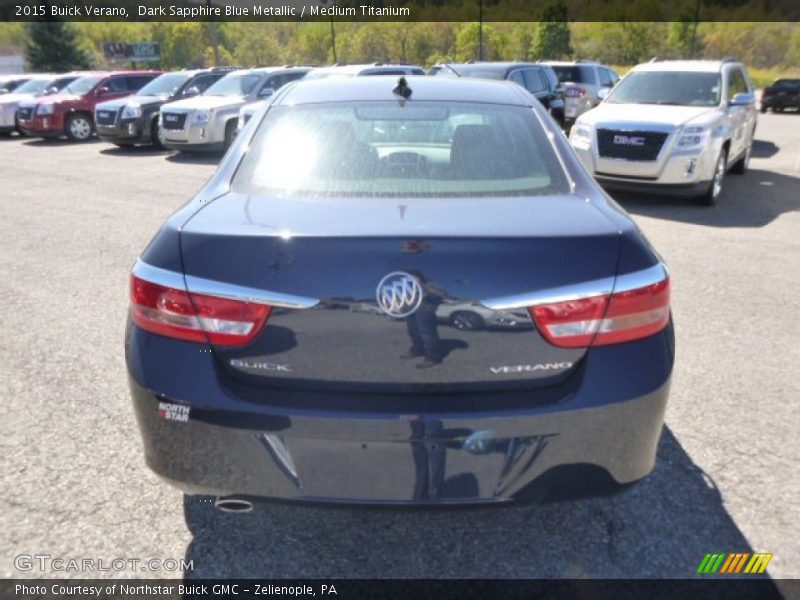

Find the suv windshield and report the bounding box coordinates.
[203,74,261,97]
[11,79,51,95]
[550,66,597,84]
[137,72,191,97]
[64,76,102,95]
[607,71,721,106]
[233,101,568,198]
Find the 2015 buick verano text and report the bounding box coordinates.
[126,76,675,505]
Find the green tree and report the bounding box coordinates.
[532,2,573,60]
[25,21,91,71]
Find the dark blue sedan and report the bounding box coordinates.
[126,76,674,508]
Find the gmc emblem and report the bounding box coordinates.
[613,135,646,146]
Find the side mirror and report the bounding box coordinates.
[183,85,201,97]
[258,87,274,98]
[45,86,60,95]
[96,86,111,95]
[730,92,755,106]
[0,88,10,95]
[597,88,610,101]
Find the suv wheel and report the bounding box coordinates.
[696,150,727,206]
[65,114,93,142]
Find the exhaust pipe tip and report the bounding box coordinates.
[214,496,254,514]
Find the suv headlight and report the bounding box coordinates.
[121,104,142,119]
[37,103,54,116]
[194,109,212,125]
[569,121,592,144]
[678,125,708,149]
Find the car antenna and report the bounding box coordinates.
[393,76,412,100]
[443,63,461,77]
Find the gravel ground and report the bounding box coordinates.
[1,113,798,580]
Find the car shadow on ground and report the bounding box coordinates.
[22,137,101,147]
[751,139,779,160]
[165,151,222,166]
[99,145,170,158]
[180,427,776,579]
[612,168,800,229]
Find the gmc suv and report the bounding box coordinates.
[159,66,310,153]
[0,73,82,135]
[95,68,235,148]
[17,71,161,141]
[569,59,757,205]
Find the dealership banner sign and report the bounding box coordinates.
[102,42,161,62]
[5,0,800,22]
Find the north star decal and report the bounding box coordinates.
[490,362,573,374]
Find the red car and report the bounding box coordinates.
[17,70,161,141]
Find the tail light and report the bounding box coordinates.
[565,87,586,98]
[130,274,271,346]
[529,278,670,348]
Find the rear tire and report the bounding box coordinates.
[65,114,93,142]
[695,150,727,206]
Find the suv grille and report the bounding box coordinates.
[17,106,33,121]
[597,129,668,161]
[161,112,187,130]
[95,108,118,126]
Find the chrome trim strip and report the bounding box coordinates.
[613,262,669,293]
[132,259,319,310]
[481,263,668,310]
[132,259,186,291]
[481,276,615,310]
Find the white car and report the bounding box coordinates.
[0,73,82,135]
[569,59,757,205]
[159,66,310,152]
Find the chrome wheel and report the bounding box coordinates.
[68,116,92,141]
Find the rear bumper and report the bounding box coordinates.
[126,322,674,505]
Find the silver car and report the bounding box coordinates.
[159,66,310,152]
[542,60,620,127]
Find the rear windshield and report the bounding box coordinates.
[550,66,597,85]
[204,73,261,96]
[771,79,800,91]
[11,79,50,94]
[232,101,569,198]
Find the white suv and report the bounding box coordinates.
[569,59,757,205]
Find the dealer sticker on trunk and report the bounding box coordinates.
[158,401,190,423]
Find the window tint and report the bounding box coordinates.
[104,77,128,93]
[727,69,748,101]
[189,74,220,93]
[522,69,547,93]
[233,102,569,198]
[508,70,525,87]
[550,66,597,85]
[606,69,620,85]
[598,69,613,87]
[126,75,156,91]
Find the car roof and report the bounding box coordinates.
[543,61,602,66]
[276,75,533,106]
[104,70,161,76]
[448,62,542,71]
[632,60,736,73]
[307,64,422,76]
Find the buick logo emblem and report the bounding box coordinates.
[376,271,423,318]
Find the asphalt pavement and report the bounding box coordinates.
[1,114,798,580]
